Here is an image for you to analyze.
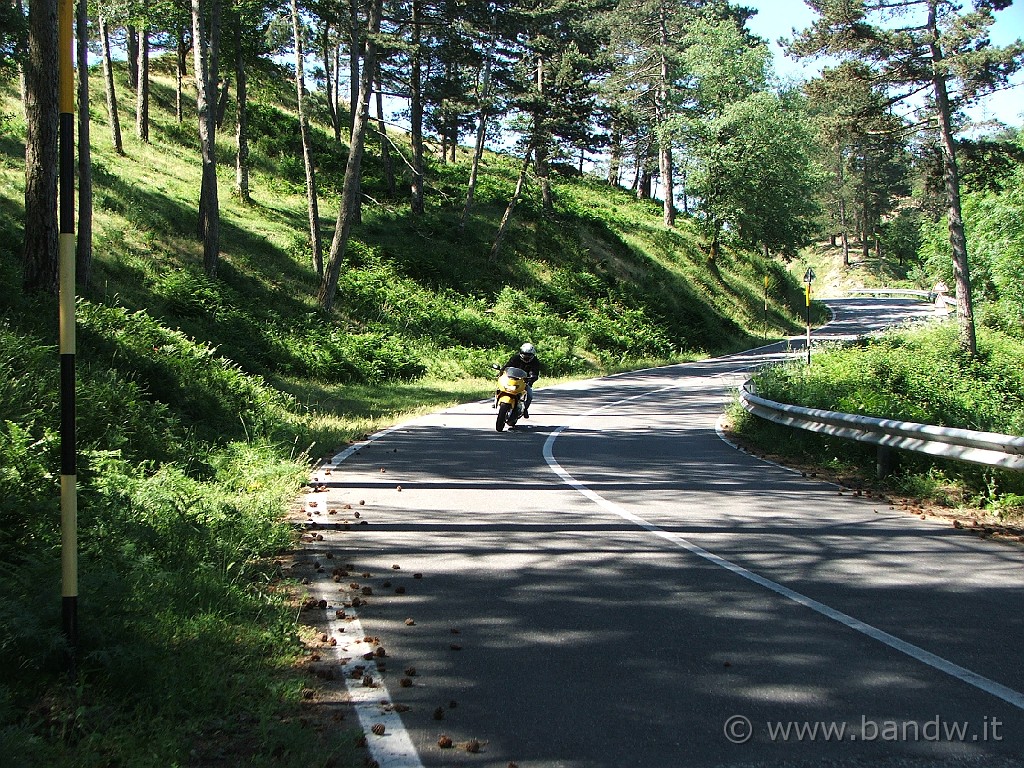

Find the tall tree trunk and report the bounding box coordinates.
[534,56,553,213]
[76,0,93,286]
[177,28,187,122]
[608,127,622,186]
[928,2,976,355]
[637,166,651,199]
[409,0,424,215]
[99,16,123,155]
[708,220,722,264]
[320,26,342,142]
[860,153,870,262]
[657,8,675,227]
[839,197,850,267]
[15,0,27,103]
[349,0,360,137]
[215,77,230,128]
[837,152,849,267]
[460,53,492,231]
[490,144,533,262]
[332,43,343,142]
[291,0,324,276]
[234,23,250,204]
[193,0,222,278]
[136,29,149,142]
[318,0,382,312]
[375,60,396,196]
[535,143,553,212]
[126,26,139,89]
[23,0,59,294]
[657,140,674,225]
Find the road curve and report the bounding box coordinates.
[298,298,1024,768]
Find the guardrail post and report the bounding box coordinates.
[876,446,895,479]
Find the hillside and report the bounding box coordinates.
[1,57,815,443]
[0,59,821,765]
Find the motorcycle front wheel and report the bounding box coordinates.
[496,401,512,432]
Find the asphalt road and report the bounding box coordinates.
[299,298,1024,768]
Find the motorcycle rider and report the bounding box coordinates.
[502,342,540,418]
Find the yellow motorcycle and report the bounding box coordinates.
[492,365,529,432]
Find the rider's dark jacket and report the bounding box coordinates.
[503,353,540,383]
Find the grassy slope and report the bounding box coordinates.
[0,57,813,766]
[2,55,814,454]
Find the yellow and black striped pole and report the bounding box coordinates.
[803,268,814,366]
[58,0,78,667]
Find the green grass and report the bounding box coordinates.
[0,56,814,767]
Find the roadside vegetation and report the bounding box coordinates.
[728,322,1024,518]
[0,59,808,766]
[731,133,1024,520]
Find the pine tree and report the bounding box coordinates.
[790,0,1024,355]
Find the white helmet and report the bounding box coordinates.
[520,343,536,360]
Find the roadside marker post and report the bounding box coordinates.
[58,0,79,675]
[803,267,815,365]
[763,275,769,343]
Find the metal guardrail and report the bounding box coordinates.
[847,288,932,298]
[739,382,1024,473]
[846,288,957,310]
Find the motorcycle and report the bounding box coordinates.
[491,365,529,432]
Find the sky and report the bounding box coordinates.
[742,0,1024,129]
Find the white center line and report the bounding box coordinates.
[541,371,1024,712]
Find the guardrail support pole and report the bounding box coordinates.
[876,446,895,479]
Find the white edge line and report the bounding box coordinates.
[312,600,425,768]
[306,428,428,768]
[541,370,1024,713]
